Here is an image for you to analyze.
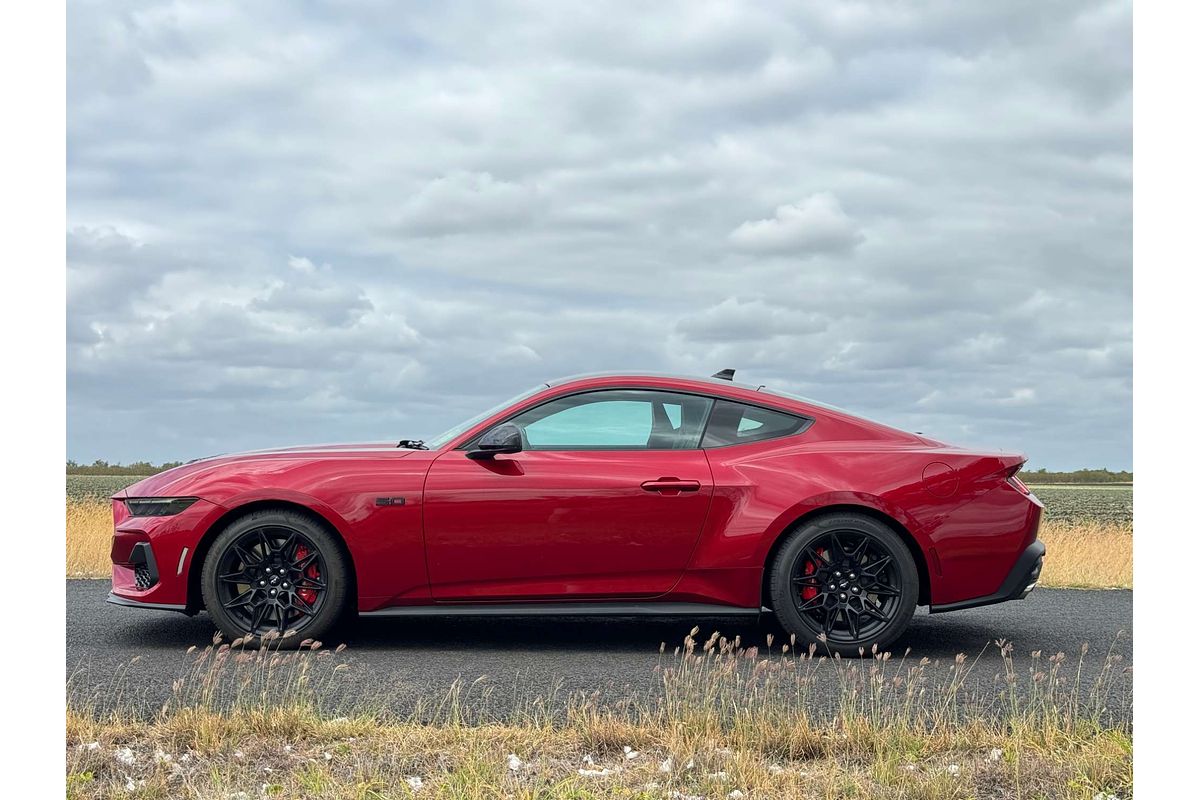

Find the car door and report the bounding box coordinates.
[423,389,716,601]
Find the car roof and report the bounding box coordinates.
[545,371,766,393]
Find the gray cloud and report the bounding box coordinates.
[67,0,1131,470]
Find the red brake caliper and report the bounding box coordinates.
[801,548,827,601]
[293,544,320,606]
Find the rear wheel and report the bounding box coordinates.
[768,513,918,657]
[201,509,348,647]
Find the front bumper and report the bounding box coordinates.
[108,497,225,610]
[928,539,1046,614]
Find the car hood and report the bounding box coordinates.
[115,442,417,499]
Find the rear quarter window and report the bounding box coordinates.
[701,400,810,447]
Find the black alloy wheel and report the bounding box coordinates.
[201,509,348,647]
[769,513,918,657]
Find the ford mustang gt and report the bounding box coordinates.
[108,371,1044,655]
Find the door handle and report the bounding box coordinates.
[641,477,702,495]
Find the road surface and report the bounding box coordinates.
[66,580,1131,720]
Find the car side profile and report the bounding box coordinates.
[108,371,1045,656]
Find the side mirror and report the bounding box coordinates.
[466,423,523,460]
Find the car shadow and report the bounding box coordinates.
[96,607,1024,662]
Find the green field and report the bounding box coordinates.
[66,474,148,502]
[1029,484,1133,526]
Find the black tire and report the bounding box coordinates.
[201,509,349,648]
[768,513,918,657]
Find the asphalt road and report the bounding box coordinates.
[67,580,1131,720]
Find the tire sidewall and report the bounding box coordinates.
[200,510,349,647]
[769,513,918,656]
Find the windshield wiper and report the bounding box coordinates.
[396,439,429,450]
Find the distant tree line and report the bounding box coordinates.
[67,459,184,475]
[1017,467,1132,484]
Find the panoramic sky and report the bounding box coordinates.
[67,1,1131,470]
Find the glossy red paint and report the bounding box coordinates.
[110,373,1043,615]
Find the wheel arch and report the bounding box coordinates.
[186,498,358,615]
[759,503,931,609]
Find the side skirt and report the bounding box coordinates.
[360,602,763,618]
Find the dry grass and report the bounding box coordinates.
[1039,521,1132,589]
[66,632,1132,799]
[66,500,112,578]
[66,499,1134,589]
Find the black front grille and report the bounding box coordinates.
[135,565,155,590]
[129,542,159,590]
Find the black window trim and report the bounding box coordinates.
[458,386,815,452]
[698,397,815,449]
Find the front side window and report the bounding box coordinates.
[701,400,809,447]
[502,390,714,450]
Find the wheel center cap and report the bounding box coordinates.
[269,576,280,586]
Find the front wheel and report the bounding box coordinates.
[768,513,918,657]
[200,509,349,647]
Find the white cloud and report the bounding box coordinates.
[729,193,863,256]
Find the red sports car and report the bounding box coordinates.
[108,371,1044,655]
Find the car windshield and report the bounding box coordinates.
[423,383,549,450]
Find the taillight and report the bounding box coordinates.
[1006,472,1031,495]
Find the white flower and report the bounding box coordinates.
[124,776,137,792]
[767,764,784,775]
[623,746,640,760]
[78,741,100,751]
[946,764,961,776]
[728,791,745,799]
[659,757,674,773]
[283,745,293,753]
[988,748,1003,762]
[578,767,616,777]
[115,747,136,766]
[506,753,523,771]
[582,754,595,766]
[685,758,695,770]
[323,752,332,761]
[234,750,245,759]
[405,776,424,792]
[903,764,916,772]
[707,771,730,781]
[154,749,172,764]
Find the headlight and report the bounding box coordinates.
[123,497,199,517]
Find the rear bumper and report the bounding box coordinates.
[928,539,1045,614]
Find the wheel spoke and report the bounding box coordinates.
[793,574,822,588]
[293,576,326,591]
[249,603,268,632]
[224,588,255,610]
[289,594,316,617]
[292,551,319,572]
[867,583,900,598]
[861,602,889,623]
[827,533,846,561]
[822,609,837,634]
[233,544,260,567]
[862,554,893,575]
[845,608,861,638]
[276,531,297,556]
[847,536,869,563]
[797,594,826,613]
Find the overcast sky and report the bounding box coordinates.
[67,1,1131,470]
